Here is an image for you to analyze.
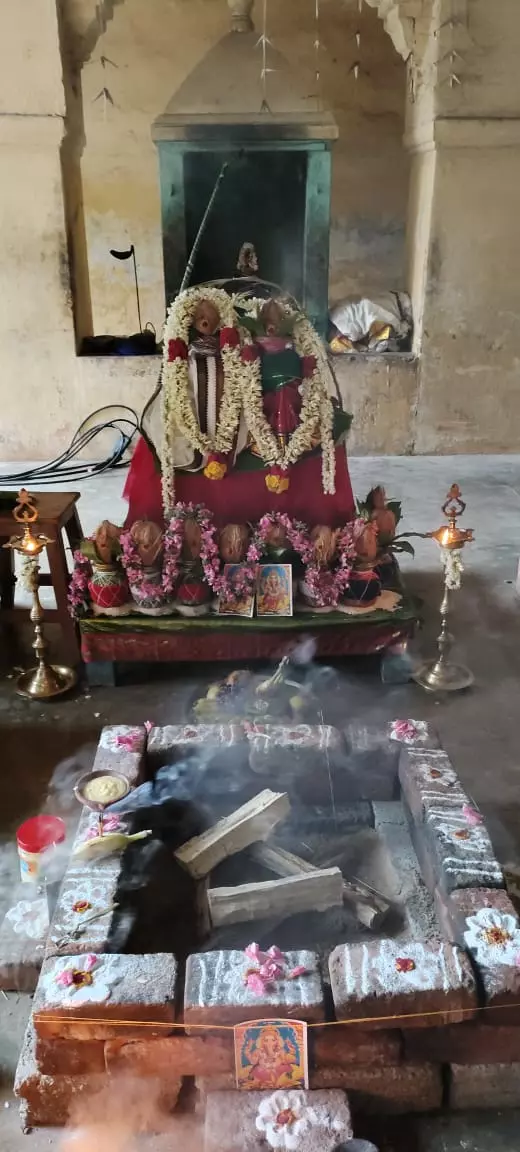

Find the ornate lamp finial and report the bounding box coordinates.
[228,0,255,33]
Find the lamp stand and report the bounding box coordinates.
[414,571,473,693]
[16,557,77,700]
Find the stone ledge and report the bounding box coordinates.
[405,1024,520,1066]
[204,1089,353,1152]
[184,949,325,1032]
[33,952,178,1041]
[449,1062,520,1110]
[310,1063,442,1114]
[329,939,477,1029]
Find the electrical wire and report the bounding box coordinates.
[0,405,139,486]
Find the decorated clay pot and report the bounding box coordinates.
[175,561,211,617]
[298,579,334,612]
[128,566,173,616]
[342,568,382,608]
[88,563,131,616]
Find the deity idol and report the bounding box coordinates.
[124,281,355,529]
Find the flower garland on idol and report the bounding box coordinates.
[119,531,165,603]
[243,512,358,607]
[303,522,360,608]
[233,296,337,496]
[161,287,244,515]
[161,503,225,597]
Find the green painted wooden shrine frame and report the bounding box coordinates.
[155,137,333,337]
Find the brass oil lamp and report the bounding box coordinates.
[413,484,474,692]
[3,490,77,699]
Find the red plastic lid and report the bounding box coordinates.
[17,815,66,855]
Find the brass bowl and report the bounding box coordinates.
[74,769,131,813]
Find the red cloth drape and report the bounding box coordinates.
[123,436,355,529]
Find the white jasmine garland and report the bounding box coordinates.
[161,287,243,516]
[235,296,337,493]
[441,547,464,590]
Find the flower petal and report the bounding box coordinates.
[245,942,268,964]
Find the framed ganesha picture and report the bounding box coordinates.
[256,564,293,617]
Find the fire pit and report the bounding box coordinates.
[12,716,520,1128]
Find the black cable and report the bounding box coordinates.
[0,405,139,487]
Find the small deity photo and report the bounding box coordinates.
[218,564,255,618]
[256,564,293,617]
[234,1019,308,1091]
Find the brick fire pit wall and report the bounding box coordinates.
[10,722,520,1126]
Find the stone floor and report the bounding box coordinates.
[1,454,520,1151]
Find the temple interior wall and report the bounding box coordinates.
[0,0,520,460]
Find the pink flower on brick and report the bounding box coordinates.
[246,971,270,996]
[287,965,308,980]
[56,968,75,988]
[260,961,284,981]
[462,804,484,826]
[245,942,268,964]
[267,945,285,962]
[115,733,141,751]
[85,954,98,971]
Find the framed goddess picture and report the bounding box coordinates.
[256,564,293,617]
[218,564,255,618]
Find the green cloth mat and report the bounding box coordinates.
[80,595,420,635]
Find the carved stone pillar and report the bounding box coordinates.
[228,0,254,33]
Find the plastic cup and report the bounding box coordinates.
[16,815,66,883]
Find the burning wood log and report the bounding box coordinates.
[250,843,391,931]
[208,868,344,927]
[174,790,290,879]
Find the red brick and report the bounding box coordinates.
[33,952,177,1041]
[93,725,147,786]
[45,867,119,958]
[405,1024,520,1065]
[399,749,464,823]
[106,1034,234,1077]
[185,949,324,1032]
[14,1020,104,1127]
[16,1020,182,1129]
[204,1090,353,1152]
[312,1027,402,1067]
[449,1062,520,1110]
[36,1036,106,1075]
[434,887,520,1023]
[196,1074,236,1098]
[310,1064,442,1114]
[329,939,477,1029]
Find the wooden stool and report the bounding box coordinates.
[0,491,83,667]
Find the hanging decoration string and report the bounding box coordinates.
[32,997,520,1034]
[313,0,322,109]
[257,0,275,113]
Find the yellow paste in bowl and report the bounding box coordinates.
[83,775,127,805]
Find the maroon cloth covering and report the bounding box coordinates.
[123,437,355,529]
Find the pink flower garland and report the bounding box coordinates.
[161,503,225,596]
[303,521,360,608]
[68,551,92,619]
[244,513,313,595]
[244,513,359,608]
[119,531,168,603]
